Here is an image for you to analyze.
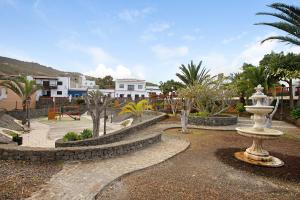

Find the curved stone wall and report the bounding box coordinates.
[0,133,161,161]
[55,112,167,148]
[188,115,237,126]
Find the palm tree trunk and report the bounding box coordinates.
[27,100,30,128]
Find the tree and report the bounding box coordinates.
[256,2,300,46]
[175,60,214,133]
[96,75,115,89]
[192,75,235,116]
[176,60,211,86]
[85,90,110,137]
[260,52,300,109]
[119,99,152,122]
[230,63,278,104]
[159,79,184,94]
[0,76,40,128]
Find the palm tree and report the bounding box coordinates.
[176,60,211,86]
[256,2,300,46]
[0,76,40,128]
[119,99,152,122]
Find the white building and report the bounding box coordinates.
[115,79,147,100]
[80,75,96,89]
[33,76,70,99]
[69,75,96,89]
[146,85,161,96]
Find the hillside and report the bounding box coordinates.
[0,56,90,79]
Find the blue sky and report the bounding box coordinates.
[0,0,299,83]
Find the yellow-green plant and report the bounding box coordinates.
[119,99,152,122]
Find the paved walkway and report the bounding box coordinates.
[22,120,54,147]
[27,125,190,200]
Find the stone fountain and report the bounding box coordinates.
[235,85,284,167]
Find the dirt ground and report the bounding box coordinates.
[98,128,300,200]
[0,160,63,200]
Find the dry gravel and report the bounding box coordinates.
[0,160,63,200]
[98,128,300,200]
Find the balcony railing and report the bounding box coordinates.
[267,86,300,96]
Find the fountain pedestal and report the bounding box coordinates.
[234,85,284,167]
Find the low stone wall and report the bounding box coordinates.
[55,112,167,148]
[7,106,88,120]
[7,108,48,120]
[0,133,161,161]
[188,115,237,126]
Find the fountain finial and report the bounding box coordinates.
[254,84,264,95]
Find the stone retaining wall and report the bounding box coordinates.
[188,115,237,126]
[0,133,161,161]
[55,112,167,148]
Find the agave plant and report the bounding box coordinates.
[256,2,300,46]
[0,76,40,127]
[119,99,152,122]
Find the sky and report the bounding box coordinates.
[0,0,300,84]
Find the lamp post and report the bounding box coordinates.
[280,84,285,121]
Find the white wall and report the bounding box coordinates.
[51,77,69,97]
[115,80,147,100]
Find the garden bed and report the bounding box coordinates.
[188,114,237,126]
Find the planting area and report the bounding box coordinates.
[98,127,300,200]
[0,160,62,200]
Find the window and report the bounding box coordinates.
[120,94,124,98]
[57,81,63,85]
[57,91,62,95]
[119,84,124,89]
[138,85,143,89]
[128,85,134,91]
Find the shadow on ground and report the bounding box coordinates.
[215,148,300,183]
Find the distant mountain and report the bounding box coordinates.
[0,56,94,79]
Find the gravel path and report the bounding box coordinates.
[0,160,62,200]
[27,128,189,200]
[98,127,300,200]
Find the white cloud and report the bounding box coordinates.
[182,35,196,41]
[87,47,116,65]
[231,33,300,69]
[147,22,171,33]
[118,7,153,22]
[222,31,247,44]
[202,32,300,76]
[151,44,189,60]
[84,64,144,79]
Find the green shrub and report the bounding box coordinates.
[291,106,300,119]
[235,102,246,113]
[121,119,130,127]
[190,112,209,117]
[76,98,85,105]
[80,129,92,139]
[63,132,80,142]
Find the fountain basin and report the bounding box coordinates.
[236,127,283,138]
[245,106,273,115]
[235,127,284,167]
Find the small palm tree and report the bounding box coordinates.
[0,76,40,128]
[176,60,211,86]
[256,3,300,46]
[119,99,152,122]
